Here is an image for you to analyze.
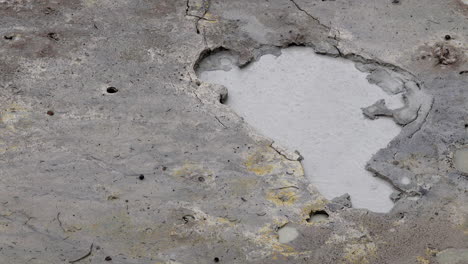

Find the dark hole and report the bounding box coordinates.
[47,110,54,116]
[44,7,55,15]
[444,35,451,40]
[4,35,14,40]
[460,71,468,75]
[107,87,118,93]
[465,124,468,128]
[47,32,59,41]
[198,176,205,182]
[105,256,112,261]
[392,0,400,4]
[219,94,227,104]
[306,210,329,223]
[214,257,220,262]
[420,55,426,60]
[182,215,195,224]
[139,174,145,180]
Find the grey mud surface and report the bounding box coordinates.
[0,0,467,263]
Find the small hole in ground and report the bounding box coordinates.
[106,87,119,94]
[43,7,56,15]
[182,215,195,224]
[219,94,227,104]
[213,257,220,262]
[306,210,329,223]
[47,110,54,116]
[47,32,59,41]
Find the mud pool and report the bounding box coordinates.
[198,47,404,212]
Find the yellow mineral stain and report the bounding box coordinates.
[254,224,303,257]
[288,161,305,177]
[416,247,438,264]
[0,210,13,217]
[302,199,327,222]
[416,256,430,264]
[172,162,196,177]
[342,243,377,264]
[172,162,212,179]
[272,243,297,256]
[1,103,29,132]
[84,0,97,7]
[425,247,439,257]
[0,221,10,232]
[203,13,219,23]
[245,148,276,176]
[266,188,299,206]
[0,143,17,154]
[216,217,237,226]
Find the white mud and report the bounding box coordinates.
[199,47,403,212]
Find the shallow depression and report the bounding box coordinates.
[198,47,402,213]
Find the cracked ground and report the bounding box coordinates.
[0,0,467,263]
